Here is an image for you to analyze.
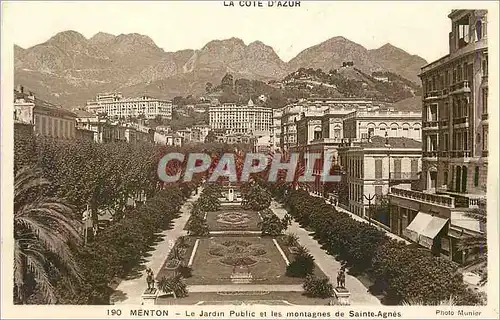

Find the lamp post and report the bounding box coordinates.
[360,194,376,226]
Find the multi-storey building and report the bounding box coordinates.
[86,93,173,120]
[338,136,422,220]
[279,98,388,151]
[208,99,272,136]
[75,110,153,144]
[389,10,487,264]
[14,87,77,140]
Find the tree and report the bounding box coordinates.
[158,274,188,298]
[258,213,287,236]
[458,199,487,285]
[14,167,82,304]
[221,73,234,92]
[303,275,334,298]
[205,82,213,93]
[286,246,315,277]
[241,183,271,211]
[187,215,209,236]
[205,131,217,143]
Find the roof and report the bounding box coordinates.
[360,136,422,149]
[392,96,422,112]
[15,89,77,117]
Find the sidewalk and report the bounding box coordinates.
[271,201,381,305]
[111,192,200,305]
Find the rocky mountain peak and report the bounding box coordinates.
[90,32,115,44]
[47,30,88,46]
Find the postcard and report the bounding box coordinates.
[1,1,498,319]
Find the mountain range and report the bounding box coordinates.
[14,30,427,108]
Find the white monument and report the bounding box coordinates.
[333,287,351,305]
[141,288,159,305]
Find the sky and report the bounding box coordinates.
[1,1,497,63]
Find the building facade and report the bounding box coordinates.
[14,87,77,140]
[86,93,173,120]
[338,136,422,219]
[389,10,487,264]
[209,99,272,136]
[343,110,422,142]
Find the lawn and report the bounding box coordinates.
[157,292,332,305]
[205,209,261,231]
[186,235,303,285]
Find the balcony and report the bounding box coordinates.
[481,113,488,121]
[390,172,419,180]
[423,120,439,129]
[440,120,450,127]
[441,88,449,97]
[450,80,471,94]
[453,117,469,126]
[423,151,438,158]
[424,90,441,100]
[449,150,471,158]
[390,187,455,208]
[439,151,449,157]
[482,150,488,157]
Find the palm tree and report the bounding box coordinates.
[14,166,82,304]
[457,199,487,285]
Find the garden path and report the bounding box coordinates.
[187,284,303,292]
[270,201,381,305]
[111,191,200,305]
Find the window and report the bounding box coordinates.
[393,158,402,179]
[483,127,488,151]
[375,159,382,179]
[411,159,418,178]
[334,128,341,139]
[482,88,488,114]
[368,127,374,137]
[443,171,448,186]
[474,166,479,187]
[482,60,488,77]
[403,127,409,138]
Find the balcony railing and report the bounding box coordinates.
[390,172,419,180]
[423,151,438,158]
[441,88,449,96]
[482,150,488,157]
[423,121,439,128]
[450,150,471,158]
[424,90,441,99]
[450,80,471,94]
[390,187,455,207]
[440,120,450,127]
[482,113,488,121]
[453,117,468,125]
[439,151,449,157]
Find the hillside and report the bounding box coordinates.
[14,31,427,108]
